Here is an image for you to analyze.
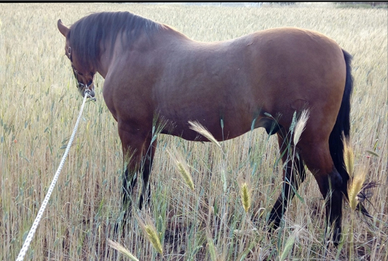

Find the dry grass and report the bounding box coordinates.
[0,3,387,260]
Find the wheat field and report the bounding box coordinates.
[0,3,387,260]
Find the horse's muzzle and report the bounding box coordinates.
[78,82,95,99]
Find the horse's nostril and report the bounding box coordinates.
[89,89,95,97]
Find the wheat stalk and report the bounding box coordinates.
[348,170,367,211]
[293,109,310,146]
[240,182,251,213]
[136,214,164,254]
[188,121,221,148]
[167,148,195,190]
[107,239,139,261]
[343,136,354,176]
[344,138,367,211]
[237,175,252,213]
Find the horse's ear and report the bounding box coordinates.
[57,19,69,37]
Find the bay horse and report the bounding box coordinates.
[57,11,367,244]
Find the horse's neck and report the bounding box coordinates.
[96,52,109,78]
[97,52,111,79]
[96,38,122,78]
[96,25,190,78]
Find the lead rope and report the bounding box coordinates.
[16,91,91,261]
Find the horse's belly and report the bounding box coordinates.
[159,108,273,142]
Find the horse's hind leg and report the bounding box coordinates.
[298,136,344,245]
[268,129,306,230]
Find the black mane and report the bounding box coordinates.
[67,11,162,69]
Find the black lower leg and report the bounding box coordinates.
[139,156,152,209]
[122,167,138,217]
[326,189,343,246]
[268,155,306,229]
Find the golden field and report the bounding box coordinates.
[0,3,387,260]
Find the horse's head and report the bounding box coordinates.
[57,19,95,98]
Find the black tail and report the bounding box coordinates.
[330,50,373,219]
[328,49,353,198]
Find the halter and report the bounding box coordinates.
[67,46,95,98]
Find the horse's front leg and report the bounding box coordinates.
[268,131,306,230]
[118,122,153,217]
[138,139,157,210]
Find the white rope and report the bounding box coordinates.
[16,92,90,261]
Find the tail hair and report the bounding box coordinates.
[330,50,375,220]
[328,49,354,197]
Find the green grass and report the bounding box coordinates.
[0,3,387,260]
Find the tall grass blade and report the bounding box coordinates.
[220,163,227,193]
[279,231,296,261]
[206,230,217,261]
